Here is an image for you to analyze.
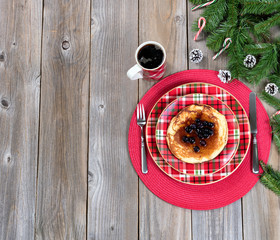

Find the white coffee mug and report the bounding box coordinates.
[127,41,167,81]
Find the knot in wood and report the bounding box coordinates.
[4,155,12,165]
[98,104,104,110]
[1,98,10,109]
[174,15,184,24]
[0,53,5,62]
[62,40,70,50]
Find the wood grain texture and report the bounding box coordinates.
[138,1,192,239]
[192,201,242,240]
[139,0,188,98]
[87,0,139,239]
[242,94,280,240]
[0,0,42,239]
[187,4,226,71]
[35,0,90,239]
[187,3,243,240]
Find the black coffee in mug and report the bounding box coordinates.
[137,44,164,69]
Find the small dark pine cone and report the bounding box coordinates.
[189,49,203,64]
[244,54,256,68]
[265,83,278,96]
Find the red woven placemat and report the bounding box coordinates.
[128,70,272,210]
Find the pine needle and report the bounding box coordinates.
[270,115,280,152]
[190,0,280,84]
[259,161,280,196]
[242,0,280,15]
[255,13,280,34]
[260,174,280,196]
[260,91,280,110]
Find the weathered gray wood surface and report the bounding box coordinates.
[0,0,279,239]
[187,4,243,240]
[35,0,90,239]
[0,0,42,239]
[242,97,280,240]
[87,0,139,239]
[138,1,192,240]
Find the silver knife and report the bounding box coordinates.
[249,92,259,174]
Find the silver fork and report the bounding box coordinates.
[137,104,148,174]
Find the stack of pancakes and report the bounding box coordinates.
[166,104,228,164]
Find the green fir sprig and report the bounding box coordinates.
[259,161,280,196]
[189,0,280,197]
[270,113,280,151]
[189,0,280,85]
[257,114,280,197]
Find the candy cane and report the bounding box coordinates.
[192,0,217,11]
[271,110,280,119]
[212,38,232,60]
[194,17,206,41]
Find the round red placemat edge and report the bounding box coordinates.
[127,69,272,210]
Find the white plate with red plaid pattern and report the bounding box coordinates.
[155,94,240,176]
[146,82,250,185]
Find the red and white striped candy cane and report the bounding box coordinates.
[271,110,280,119]
[192,0,217,11]
[213,38,232,60]
[194,17,206,41]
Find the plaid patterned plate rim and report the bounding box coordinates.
[155,93,240,176]
[145,82,251,185]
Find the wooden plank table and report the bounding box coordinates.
[0,0,279,239]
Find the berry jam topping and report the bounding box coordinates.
[198,133,204,139]
[183,118,215,152]
[194,146,200,152]
[182,136,189,143]
[189,124,197,129]
[185,126,193,133]
[203,133,210,139]
[202,121,208,126]
[200,140,207,146]
[189,137,195,144]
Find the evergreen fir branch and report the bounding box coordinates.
[188,0,280,86]
[255,13,280,34]
[270,115,280,153]
[260,91,280,109]
[245,45,278,84]
[271,113,280,125]
[259,160,268,172]
[271,114,280,124]
[271,114,280,133]
[244,43,275,54]
[192,20,199,33]
[259,161,280,196]
[194,0,228,33]
[206,22,231,51]
[264,163,280,181]
[227,26,255,80]
[273,134,280,153]
[227,1,239,27]
[243,16,271,42]
[228,51,249,80]
[241,0,280,15]
[268,74,280,88]
[260,173,280,196]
